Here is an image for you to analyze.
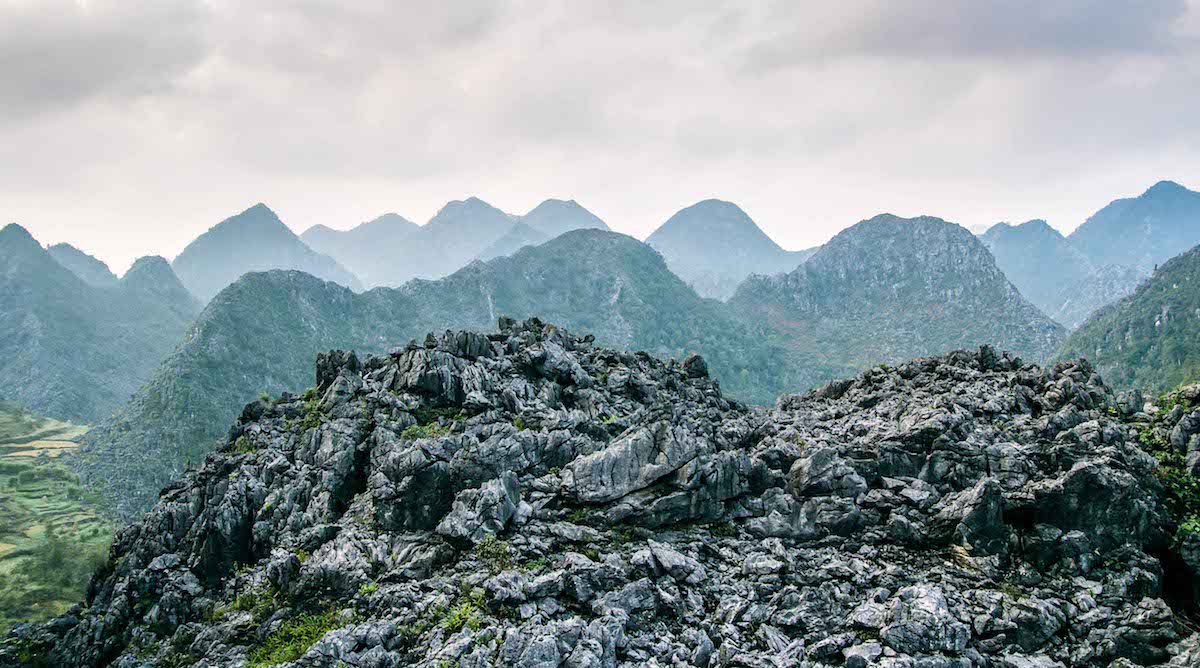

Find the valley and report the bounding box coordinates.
[0,404,112,635]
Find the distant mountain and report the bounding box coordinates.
[521,198,609,238]
[474,222,548,262]
[980,220,1095,318]
[302,199,609,285]
[172,203,361,302]
[646,199,808,300]
[46,243,118,287]
[1058,244,1200,392]
[0,224,201,423]
[300,213,419,288]
[1069,180,1200,271]
[1047,264,1148,330]
[75,229,789,517]
[732,214,1065,378]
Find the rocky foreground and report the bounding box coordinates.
[5,318,1200,667]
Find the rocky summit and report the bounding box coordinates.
[8,318,1200,667]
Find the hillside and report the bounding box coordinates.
[1058,244,1200,392]
[474,221,548,261]
[733,214,1065,372]
[0,224,201,423]
[646,199,809,300]
[74,230,788,517]
[10,321,1200,666]
[172,203,361,302]
[1069,180,1200,271]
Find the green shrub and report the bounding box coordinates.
[472,536,511,574]
[400,422,451,440]
[246,609,342,667]
[512,416,526,431]
[231,436,255,455]
[358,581,378,597]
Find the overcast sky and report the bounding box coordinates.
[4,1,1199,272]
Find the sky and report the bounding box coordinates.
[3,1,1199,273]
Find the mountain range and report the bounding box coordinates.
[303,198,610,287]
[982,181,1200,330]
[172,203,361,302]
[645,199,813,300]
[74,230,787,516]
[1070,180,1200,271]
[76,221,1068,517]
[0,224,201,423]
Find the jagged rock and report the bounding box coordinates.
[5,319,1198,667]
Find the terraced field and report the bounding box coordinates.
[0,402,112,633]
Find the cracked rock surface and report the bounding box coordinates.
[4,318,1198,667]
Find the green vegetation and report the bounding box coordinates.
[230,436,256,455]
[246,608,343,667]
[400,422,452,440]
[1135,387,1200,541]
[0,403,112,634]
[473,535,512,574]
[442,590,487,633]
[1059,247,1200,393]
[357,581,378,597]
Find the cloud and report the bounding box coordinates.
[1,1,1198,272]
[0,0,212,121]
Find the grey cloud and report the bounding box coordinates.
[1,1,1199,273]
[0,1,211,121]
[739,0,1192,72]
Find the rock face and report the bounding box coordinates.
[646,199,811,300]
[12,319,1200,667]
[75,230,788,518]
[732,214,1066,387]
[1069,180,1200,272]
[0,224,201,423]
[1058,244,1200,393]
[172,203,362,302]
[300,214,420,289]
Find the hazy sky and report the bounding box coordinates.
[4,1,1199,272]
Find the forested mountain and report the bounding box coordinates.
[0,224,200,423]
[732,214,1065,375]
[1059,243,1200,392]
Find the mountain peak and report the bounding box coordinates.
[122,255,175,282]
[1144,180,1189,197]
[646,199,798,299]
[521,199,609,238]
[0,222,40,251]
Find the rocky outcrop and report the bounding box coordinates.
[9,319,1199,666]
